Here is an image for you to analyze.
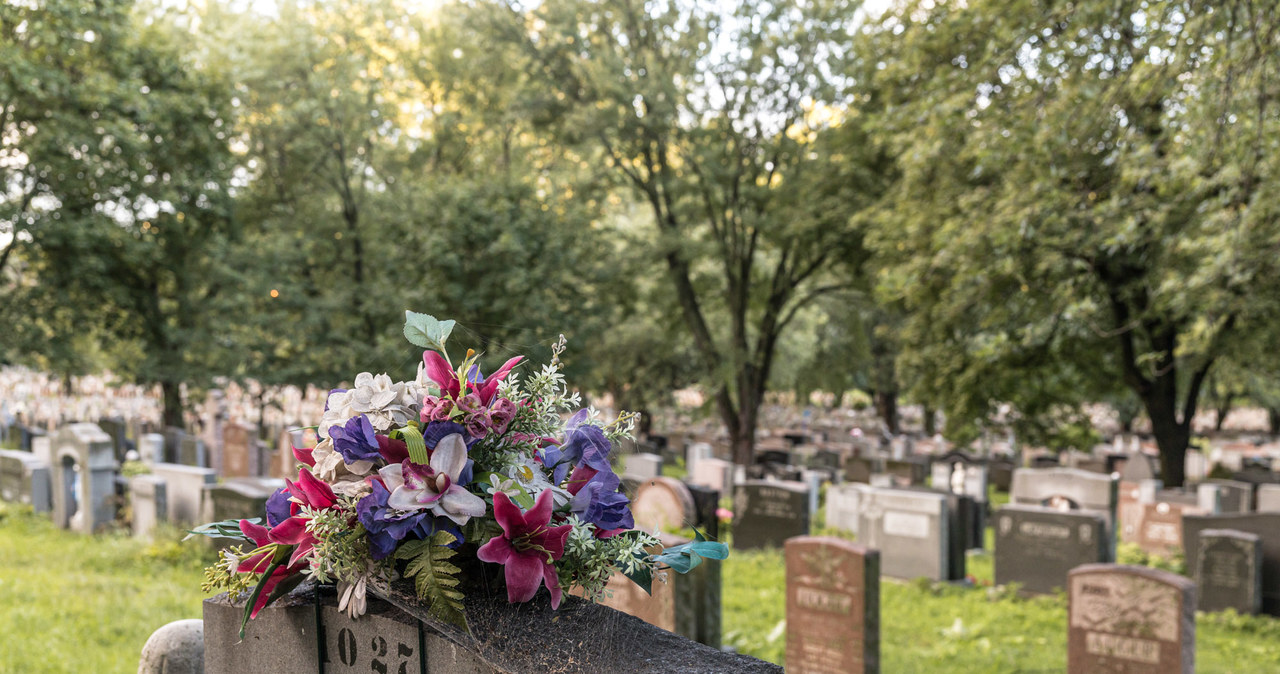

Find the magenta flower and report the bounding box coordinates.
[476,490,572,608]
[379,433,486,525]
[421,351,523,404]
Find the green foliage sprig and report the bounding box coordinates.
[395,531,468,631]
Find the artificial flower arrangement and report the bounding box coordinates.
[193,312,727,637]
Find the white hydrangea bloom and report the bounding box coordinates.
[319,372,425,437]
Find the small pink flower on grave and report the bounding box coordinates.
[717,507,734,523]
[476,490,572,608]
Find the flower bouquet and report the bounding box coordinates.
[193,312,727,637]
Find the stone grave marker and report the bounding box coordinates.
[733,481,810,551]
[1067,564,1195,674]
[202,478,283,534]
[1257,484,1280,513]
[0,449,51,512]
[1202,479,1251,514]
[1118,481,1144,544]
[1011,467,1118,556]
[1182,513,1280,616]
[825,483,870,536]
[138,433,165,465]
[845,456,874,484]
[163,427,185,464]
[221,422,254,478]
[319,603,424,673]
[685,442,714,473]
[179,435,205,467]
[785,536,879,674]
[995,505,1107,595]
[149,463,218,525]
[1194,528,1261,614]
[1231,465,1280,504]
[97,417,128,462]
[883,459,925,487]
[624,452,664,480]
[688,457,734,494]
[1120,453,1160,483]
[1137,501,1198,557]
[631,477,696,534]
[51,423,117,533]
[130,474,168,539]
[857,487,953,581]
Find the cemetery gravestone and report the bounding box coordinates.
[51,423,117,533]
[222,423,254,478]
[1182,513,1280,616]
[0,449,51,512]
[98,418,128,462]
[989,458,1015,492]
[624,453,664,480]
[1067,564,1195,674]
[688,457,734,494]
[785,537,879,674]
[845,456,874,484]
[1202,479,1251,514]
[1137,502,1196,557]
[179,435,205,467]
[163,427,185,464]
[631,477,696,534]
[130,474,168,539]
[825,483,871,536]
[319,603,424,673]
[883,459,925,487]
[994,505,1107,595]
[149,463,218,525]
[733,481,810,551]
[1120,453,1160,483]
[1195,529,1261,614]
[1118,482,1144,544]
[858,487,953,581]
[202,478,283,534]
[138,433,165,465]
[1257,484,1280,513]
[1011,467,1118,556]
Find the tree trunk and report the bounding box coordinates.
[923,406,937,436]
[1213,394,1235,432]
[161,379,184,429]
[1268,407,1280,436]
[1142,385,1190,487]
[875,388,900,435]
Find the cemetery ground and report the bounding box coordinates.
[4,502,1280,672]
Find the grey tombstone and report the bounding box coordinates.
[31,435,52,467]
[883,459,926,487]
[178,435,205,467]
[221,422,255,478]
[845,456,875,484]
[1120,453,1160,483]
[1067,564,1195,674]
[688,457,734,494]
[0,449,51,512]
[624,453,664,480]
[202,477,284,529]
[989,458,1015,492]
[857,487,952,582]
[130,474,168,539]
[139,434,165,465]
[163,427,185,464]
[149,463,218,525]
[97,417,128,462]
[994,504,1108,595]
[929,457,988,550]
[733,481,811,551]
[1256,484,1280,513]
[686,442,714,472]
[1182,513,1280,616]
[1195,528,1262,614]
[50,423,117,533]
[824,483,870,536]
[319,603,424,673]
[1202,479,1252,514]
[1011,467,1118,556]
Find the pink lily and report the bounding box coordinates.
[476,490,572,608]
[421,351,523,405]
[379,433,486,525]
[235,519,306,618]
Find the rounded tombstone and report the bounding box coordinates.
[631,476,696,533]
[138,619,204,674]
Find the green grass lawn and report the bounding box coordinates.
[5,500,1280,673]
[0,505,213,674]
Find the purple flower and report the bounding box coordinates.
[489,398,518,434]
[465,409,492,438]
[559,411,613,473]
[568,465,634,531]
[357,480,461,560]
[329,414,380,463]
[265,487,292,527]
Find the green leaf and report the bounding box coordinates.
[185,518,261,542]
[620,551,654,595]
[392,424,429,465]
[650,529,728,574]
[403,311,456,352]
[396,531,469,632]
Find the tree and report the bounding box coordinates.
[497,0,876,465]
[861,0,1280,484]
[1,0,237,426]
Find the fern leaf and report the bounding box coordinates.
[395,531,469,632]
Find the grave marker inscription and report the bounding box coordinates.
[785,536,879,674]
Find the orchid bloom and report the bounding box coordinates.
[379,433,486,525]
[235,519,306,619]
[266,468,337,567]
[422,350,523,405]
[476,490,572,608]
